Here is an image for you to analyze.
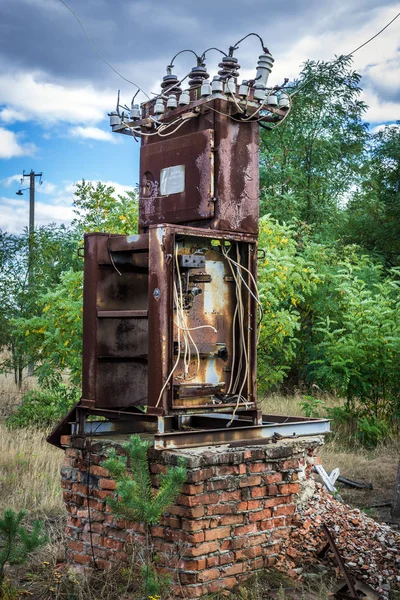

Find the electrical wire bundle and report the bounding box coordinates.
[155,246,217,408]
[221,243,264,426]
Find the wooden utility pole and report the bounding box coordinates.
[16,170,42,376]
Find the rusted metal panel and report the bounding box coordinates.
[147,225,174,414]
[97,270,148,312]
[139,129,215,229]
[96,361,147,408]
[82,234,106,407]
[81,232,151,411]
[138,99,259,235]
[212,100,259,234]
[97,317,148,358]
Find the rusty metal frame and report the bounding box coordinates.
[65,406,329,450]
[47,76,332,450]
[147,224,258,417]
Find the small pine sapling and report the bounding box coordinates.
[0,509,48,588]
[101,434,187,596]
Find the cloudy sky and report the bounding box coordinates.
[0,0,399,233]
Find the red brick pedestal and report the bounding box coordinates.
[60,435,323,598]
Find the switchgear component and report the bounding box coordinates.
[166,95,178,109]
[154,98,165,115]
[279,93,290,109]
[178,90,190,105]
[266,93,278,107]
[188,64,210,88]
[218,56,240,80]
[161,72,182,95]
[211,76,224,94]
[109,111,121,128]
[201,81,212,97]
[238,80,249,97]
[130,103,141,120]
[255,52,274,88]
[225,79,236,95]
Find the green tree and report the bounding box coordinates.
[312,265,400,411]
[346,124,400,265]
[257,216,319,391]
[0,225,79,386]
[0,509,47,589]
[72,180,138,234]
[260,56,368,236]
[102,435,186,596]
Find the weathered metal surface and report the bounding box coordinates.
[139,129,215,229]
[147,225,174,414]
[153,417,330,450]
[81,233,150,411]
[139,99,259,234]
[47,82,332,449]
[212,99,259,234]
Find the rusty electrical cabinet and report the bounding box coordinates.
[139,101,259,234]
[48,40,330,449]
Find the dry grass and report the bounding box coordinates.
[0,423,64,518]
[260,392,341,417]
[320,439,399,512]
[0,369,38,419]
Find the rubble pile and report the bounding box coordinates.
[276,484,400,599]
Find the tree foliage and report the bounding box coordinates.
[346,124,400,265]
[260,56,368,235]
[0,509,47,588]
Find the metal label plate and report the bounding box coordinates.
[160,165,185,196]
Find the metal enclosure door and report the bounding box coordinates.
[81,233,149,409]
[139,129,215,228]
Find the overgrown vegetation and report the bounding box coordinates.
[102,435,187,597]
[0,508,47,590]
[1,58,400,449]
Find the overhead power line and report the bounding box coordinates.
[290,10,400,97]
[56,0,150,99]
[349,10,400,55]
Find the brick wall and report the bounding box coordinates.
[60,435,323,598]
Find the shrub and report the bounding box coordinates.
[101,435,187,597]
[0,509,47,589]
[6,385,78,430]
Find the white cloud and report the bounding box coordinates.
[0,71,116,126]
[370,122,400,134]
[0,127,37,159]
[69,126,117,143]
[264,5,400,124]
[37,181,56,195]
[0,196,75,233]
[0,179,136,233]
[363,92,400,124]
[2,173,23,187]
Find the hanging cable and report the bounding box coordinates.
[201,47,228,59]
[168,49,202,69]
[56,0,150,99]
[290,10,400,98]
[230,32,269,55]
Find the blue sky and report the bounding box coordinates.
[0,0,399,233]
